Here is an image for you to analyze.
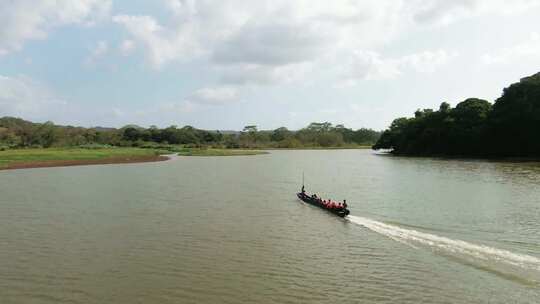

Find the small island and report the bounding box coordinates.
[373,72,540,158]
[0,148,169,170]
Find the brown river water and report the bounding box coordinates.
[1,150,539,303]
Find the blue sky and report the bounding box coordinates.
[1,0,540,130]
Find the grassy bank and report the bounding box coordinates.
[176,148,268,156]
[0,148,169,170]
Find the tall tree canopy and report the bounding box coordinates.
[489,72,540,156]
[373,72,540,157]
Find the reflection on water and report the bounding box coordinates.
[0,150,539,303]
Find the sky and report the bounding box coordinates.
[1,0,540,131]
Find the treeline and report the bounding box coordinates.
[373,72,540,157]
[0,118,380,150]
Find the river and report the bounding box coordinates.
[1,150,539,303]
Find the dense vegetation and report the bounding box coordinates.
[373,72,540,157]
[0,118,380,150]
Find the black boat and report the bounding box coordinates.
[297,191,350,218]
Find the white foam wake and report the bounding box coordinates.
[348,215,540,271]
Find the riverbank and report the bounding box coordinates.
[0,148,169,171]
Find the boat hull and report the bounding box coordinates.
[297,193,350,217]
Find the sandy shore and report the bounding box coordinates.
[0,155,170,171]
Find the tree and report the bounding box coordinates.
[489,72,540,156]
[241,125,258,146]
[373,71,540,157]
[277,137,301,148]
[317,132,344,147]
[0,127,20,147]
[243,125,258,133]
[449,98,492,155]
[123,127,140,141]
[306,122,332,132]
[453,98,491,125]
[28,121,58,148]
[271,127,291,142]
[439,102,451,113]
[353,128,382,145]
[372,117,411,151]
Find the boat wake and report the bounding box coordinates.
[348,215,540,273]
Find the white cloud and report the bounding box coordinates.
[411,0,540,25]
[112,14,202,67]
[113,0,540,69]
[401,50,455,73]
[481,33,540,65]
[411,0,478,25]
[93,41,109,57]
[188,86,240,105]
[340,49,453,85]
[163,0,198,17]
[114,1,395,66]
[218,62,315,86]
[84,40,109,66]
[114,0,482,85]
[0,0,111,56]
[129,101,194,120]
[119,39,136,56]
[212,21,332,66]
[0,75,67,120]
[154,101,195,114]
[342,51,402,82]
[105,100,197,127]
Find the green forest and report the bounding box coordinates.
[0,118,380,150]
[373,72,540,157]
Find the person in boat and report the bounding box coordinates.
[343,200,348,209]
[301,185,305,194]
